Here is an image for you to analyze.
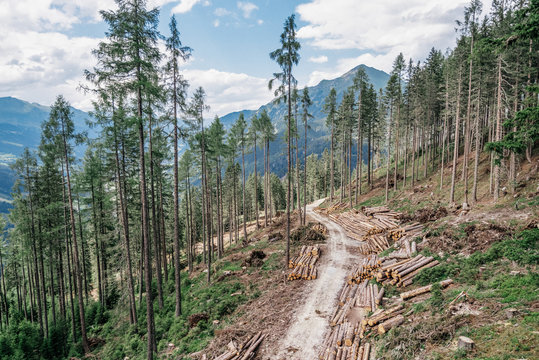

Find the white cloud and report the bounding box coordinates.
[183,69,272,116]
[296,0,483,72]
[171,0,202,14]
[237,1,258,18]
[257,19,264,25]
[0,30,100,110]
[308,55,328,64]
[214,7,231,16]
[306,70,342,86]
[213,19,220,27]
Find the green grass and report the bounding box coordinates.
[93,256,255,360]
[359,194,385,207]
[415,228,539,288]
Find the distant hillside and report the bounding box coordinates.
[219,64,390,176]
[0,64,389,211]
[0,97,92,211]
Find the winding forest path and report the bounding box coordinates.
[272,199,357,360]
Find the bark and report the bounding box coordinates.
[462,35,475,203]
[494,56,503,201]
[286,66,291,268]
[385,103,393,202]
[61,119,89,353]
[356,91,362,205]
[450,67,463,204]
[472,80,482,203]
[330,116,335,201]
[441,73,449,190]
[303,117,307,225]
[254,133,259,229]
[112,109,137,325]
[241,138,248,242]
[148,114,164,310]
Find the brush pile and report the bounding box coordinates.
[287,245,320,281]
[213,332,266,360]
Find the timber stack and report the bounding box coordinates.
[346,255,382,284]
[325,206,423,255]
[213,332,265,360]
[374,254,439,287]
[313,222,329,236]
[287,245,320,281]
[318,321,372,360]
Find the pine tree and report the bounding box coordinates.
[323,88,338,201]
[269,14,300,267]
[300,87,313,222]
[165,14,191,317]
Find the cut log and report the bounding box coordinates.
[361,343,370,360]
[378,314,405,334]
[400,279,453,300]
[375,287,385,305]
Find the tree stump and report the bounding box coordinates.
[504,308,518,319]
[458,336,475,351]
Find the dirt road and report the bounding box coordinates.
[271,199,357,359]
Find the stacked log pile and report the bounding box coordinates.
[346,255,381,284]
[322,201,349,214]
[318,323,372,360]
[287,245,320,281]
[213,332,265,360]
[388,223,423,242]
[314,204,452,358]
[313,222,329,236]
[327,211,370,241]
[374,254,439,287]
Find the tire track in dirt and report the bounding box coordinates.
[270,199,357,360]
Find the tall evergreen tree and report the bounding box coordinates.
[269,14,300,267]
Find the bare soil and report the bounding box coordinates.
[269,199,358,360]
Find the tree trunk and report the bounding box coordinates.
[254,133,259,229]
[330,118,335,201]
[356,91,362,205]
[286,69,291,267]
[61,120,89,353]
[241,141,248,242]
[494,55,503,201]
[450,68,463,204]
[303,117,307,224]
[385,103,393,202]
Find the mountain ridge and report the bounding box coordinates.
[0,64,390,208]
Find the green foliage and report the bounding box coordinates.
[416,229,539,285]
[486,86,539,158]
[487,272,539,304]
[428,283,444,312]
[0,320,70,360]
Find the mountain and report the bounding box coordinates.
[0,64,390,211]
[219,64,391,176]
[0,97,93,209]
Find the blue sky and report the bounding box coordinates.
[0,0,492,116]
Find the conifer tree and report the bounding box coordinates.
[269,14,300,266]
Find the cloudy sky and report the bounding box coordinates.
[0,0,492,117]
